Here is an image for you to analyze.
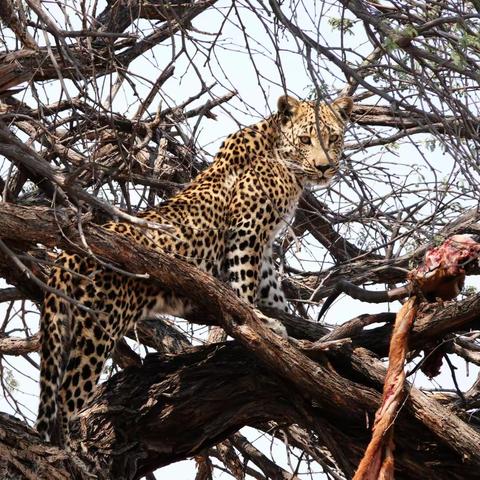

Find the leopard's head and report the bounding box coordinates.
[275,95,353,186]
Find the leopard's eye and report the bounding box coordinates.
[299,135,311,145]
[329,134,340,144]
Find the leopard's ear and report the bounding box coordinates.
[332,96,354,121]
[277,95,300,118]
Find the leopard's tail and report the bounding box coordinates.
[36,253,78,442]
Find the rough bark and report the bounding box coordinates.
[1,342,479,480]
[1,203,480,478]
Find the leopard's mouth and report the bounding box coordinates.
[283,160,337,186]
[314,175,335,187]
[300,167,338,186]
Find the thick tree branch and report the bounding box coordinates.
[2,341,479,479]
[1,202,480,476]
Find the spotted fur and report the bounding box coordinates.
[36,94,353,443]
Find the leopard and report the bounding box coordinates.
[36,94,353,443]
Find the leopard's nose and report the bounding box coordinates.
[316,165,331,173]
